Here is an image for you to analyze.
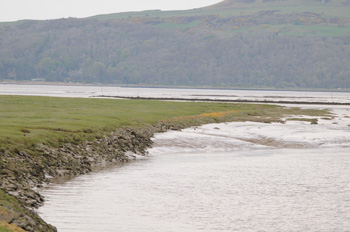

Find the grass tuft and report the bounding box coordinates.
[287,117,318,124]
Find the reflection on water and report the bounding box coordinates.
[38,149,350,232]
[1,84,350,104]
[38,112,350,232]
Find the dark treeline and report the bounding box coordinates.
[0,16,350,88]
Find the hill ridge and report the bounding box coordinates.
[0,0,349,89]
[207,0,350,10]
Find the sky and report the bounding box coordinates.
[1,0,223,22]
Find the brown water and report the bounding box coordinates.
[38,112,350,232]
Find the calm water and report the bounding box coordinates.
[1,84,350,103]
[38,149,350,232]
[2,84,348,231]
[38,110,350,232]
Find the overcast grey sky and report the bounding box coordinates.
[1,0,222,22]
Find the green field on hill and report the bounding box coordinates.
[1,0,350,90]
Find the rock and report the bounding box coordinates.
[0,125,162,231]
[12,215,35,231]
[4,183,18,191]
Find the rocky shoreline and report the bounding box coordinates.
[0,103,328,231]
[0,122,185,232]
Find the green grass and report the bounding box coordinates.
[206,0,350,18]
[156,20,201,29]
[0,190,25,215]
[279,25,350,37]
[0,189,40,232]
[88,2,350,21]
[0,19,39,26]
[89,5,350,37]
[3,1,349,40]
[225,24,350,37]
[254,6,350,18]
[89,5,350,20]
[0,190,26,232]
[287,117,319,124]
[0,95,329,153]
[0,226,12,232]
[3,0,349,26]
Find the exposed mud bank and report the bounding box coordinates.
[96,95,350,106]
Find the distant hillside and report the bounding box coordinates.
[207,0,350,9]
[0,0,349,89]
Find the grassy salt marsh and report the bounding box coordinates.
[0,95,329,231]
[0,95,329,152]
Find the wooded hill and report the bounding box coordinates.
[1,0,350,89]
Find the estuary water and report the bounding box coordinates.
[37,106,350,232]
[1,83,350,104]
[2,84,349,231]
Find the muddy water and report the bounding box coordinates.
[1,84,350,104]
[38,107,350,232]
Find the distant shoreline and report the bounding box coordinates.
[1,81,349,93]
[95,95,350,106]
